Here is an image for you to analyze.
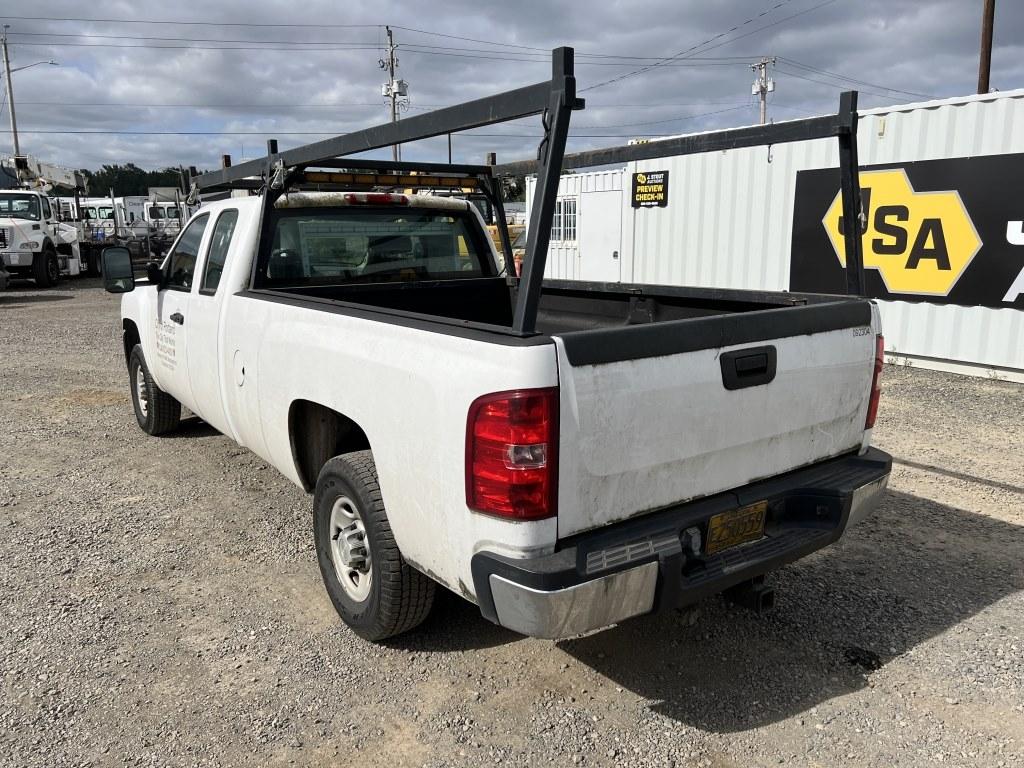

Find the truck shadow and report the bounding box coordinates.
[0,292,74,305]
[384,586,520,652]
[558,489,1024,732]
[165,416,221,439]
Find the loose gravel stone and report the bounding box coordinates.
[1,280,1022,767]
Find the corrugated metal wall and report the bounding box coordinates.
[527,90,1024,375]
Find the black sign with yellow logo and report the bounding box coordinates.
[631,170,670,208]
[790,153,1024,309]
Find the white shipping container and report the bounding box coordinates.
[526,89,1024,379]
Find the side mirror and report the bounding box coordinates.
[145,261,164,286]
[101,247,135,293]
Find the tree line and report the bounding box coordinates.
[79,164,189,197]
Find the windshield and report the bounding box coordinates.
[0,194,41,221]
[258,207,494,287]
[148,205,164,219]
[97,206,114,220]
[165,206,180,218]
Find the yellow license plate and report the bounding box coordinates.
[705,501,767,555]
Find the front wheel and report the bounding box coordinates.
[32,249,57,287]
[314,451,435,641]
[128,345,181,435]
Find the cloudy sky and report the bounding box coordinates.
[1,0,1021,173]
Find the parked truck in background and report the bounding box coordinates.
[1,155,89,286]
[0,188,86,286]
[100,49,891,642]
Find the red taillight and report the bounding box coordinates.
[865,334,884,429]
[343,192,409,205]
[466,388,558,521]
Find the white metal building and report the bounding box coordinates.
[526,89,1024,380]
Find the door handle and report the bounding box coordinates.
[720,346,777,390]
[170,312,184,325]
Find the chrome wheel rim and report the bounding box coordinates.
[329,495,372,602]
[135,365,149,418]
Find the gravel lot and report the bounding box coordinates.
[2,279,1022,768]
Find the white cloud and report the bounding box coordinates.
[0,0,1020,171]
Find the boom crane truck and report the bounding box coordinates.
[0,155,88,287]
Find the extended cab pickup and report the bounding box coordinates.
[101,51,890,641]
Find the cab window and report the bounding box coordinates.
[200,209,238,295]
[40,197,52,220]
[165,214,210,291]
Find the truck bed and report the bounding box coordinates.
[253,277,876,539]
[263,277,845,336]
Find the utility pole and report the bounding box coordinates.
[380,26,409,162]
[2,25,20,157]
[978,0,996,93]
[751,56,776,125]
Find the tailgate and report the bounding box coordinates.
[553,300,878,538]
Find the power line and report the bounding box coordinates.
[398,48,755,66]
[5,40,383,51]
[13,99,748,109]
[670,0,840,57]
[581,0,797,93]
[0,16,560,57]
[6,30,380,45]
[777,56,933,99]
[17,101,407,108]
[5,30,761,64]
[572,104,751,129]
[0,128,700,138]
[0,15,382,28]
[390,25,548,52]
[773,66,900,99]
[4,38,761,67]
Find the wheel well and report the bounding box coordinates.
[122,319,140,367]
[42,238,55,254]
[289,400,371,492]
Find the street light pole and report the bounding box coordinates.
[2,25,20,156]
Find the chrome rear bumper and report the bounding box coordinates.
[473,447,891,639]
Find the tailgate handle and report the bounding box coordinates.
[720,346,777,390]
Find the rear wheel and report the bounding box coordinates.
[314,451,435,641]
[128,344,181,435]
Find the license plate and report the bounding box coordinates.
[705,501,767,555]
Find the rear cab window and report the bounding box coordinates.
[256,204,495,287]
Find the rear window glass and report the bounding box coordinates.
[257,207,494,287]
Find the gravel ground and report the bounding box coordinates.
[1,279,1022,768]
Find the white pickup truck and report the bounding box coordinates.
[100,51,890,641]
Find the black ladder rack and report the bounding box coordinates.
[189,48,865,335]
[191,46,584,335]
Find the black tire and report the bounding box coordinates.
[32,249,55,287]
[128,344,181,435]
[85,248,101,277]
[314,451,435,641]
[44,247,60,286]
